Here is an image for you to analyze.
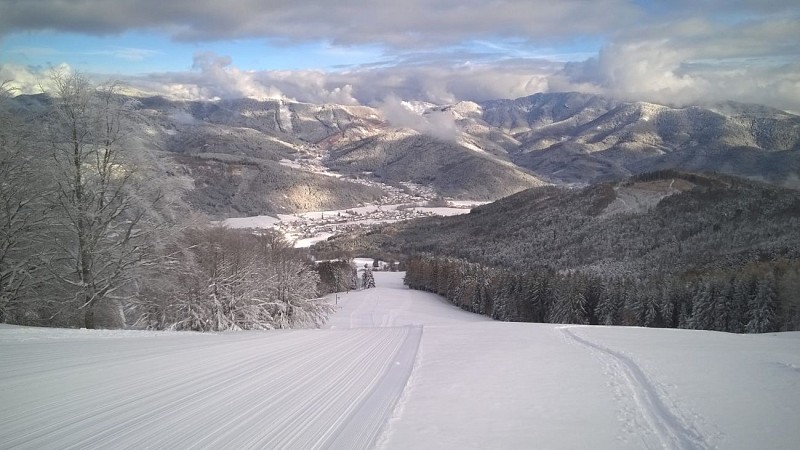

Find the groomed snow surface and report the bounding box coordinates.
[2,272,799,449]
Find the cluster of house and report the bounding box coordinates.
[275,204,446,244]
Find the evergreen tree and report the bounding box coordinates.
[728,276,752,333]
[643,293,659,327]
[477,266,495,316]
[492,271,515,320]
[746,277,777,333]
[518,272,544,322]
[659,282,677,328]
[549,275,589,325]
[690,280,715,330]
[713,278,734,332]
[402,254,796,333]
[362,267,376,289]
[596,278,625,326]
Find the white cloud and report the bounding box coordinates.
[188,51,283,101]
[99,47,160,62]
[378,94,459,141]
[0,62,73,95]
[3,22,799,115]
[104,55,556,107]
[2,1,798,112]
[556,17,800,112]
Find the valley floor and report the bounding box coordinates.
[2,273,799,449]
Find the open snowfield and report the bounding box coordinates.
[2,272,799,449]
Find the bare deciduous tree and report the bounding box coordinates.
[0,81,49,323]
[44,71,158,328]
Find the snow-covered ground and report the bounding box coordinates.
[601,179,693,217]
[2,272,799,449]
[219,155,486,247]
[221,204,475,248]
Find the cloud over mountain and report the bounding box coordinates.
[557,17,800,112]
[1,1,798,112]
[378,95,459,141]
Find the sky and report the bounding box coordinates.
[0,0,798,111]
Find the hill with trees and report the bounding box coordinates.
[314,171,800,332]
[7,90,800,220]
[0,75,331,330]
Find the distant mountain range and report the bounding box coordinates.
[480,93,800,185]
[10,92,799,218]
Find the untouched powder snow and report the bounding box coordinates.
[2,272,799,449]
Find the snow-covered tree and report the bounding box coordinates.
[130,227,333,331]
[690,280,715,330]
[713,279,734,332]
[746,277,777,333]
[41,72,164,328]
[0,82,49,323]
[264,253,330,328]
[596,279,623,326]
[362,267,376,289]
[549,275,589,325]
[316,259,355,294]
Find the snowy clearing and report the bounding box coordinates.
[2,272,799,449]
[601,179,693,217]
[219,214,282,229]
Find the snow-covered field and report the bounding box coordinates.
[2,272,799,449]
[221,204,475,248]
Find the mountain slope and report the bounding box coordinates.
[107,92,800,197]
[176,156,385,216]
[316,172,800,277]
[478,93,800,184]
[326,129,545,200]
[133,96,548,210]
[9,91,800,218]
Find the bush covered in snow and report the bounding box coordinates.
[130,227,333,331]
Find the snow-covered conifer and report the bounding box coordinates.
[746,277,777,333]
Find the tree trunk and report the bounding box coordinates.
[84,304,95,329]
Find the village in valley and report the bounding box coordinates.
[223,175,483,247]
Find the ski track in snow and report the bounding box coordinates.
[327,326,422,450]
[6,274,796,448]
[559,326,710,450]
[0,325,421,449]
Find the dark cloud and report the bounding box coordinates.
[0,1,640,46]
[3,0,796,47]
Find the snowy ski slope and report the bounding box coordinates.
[2,272,799,449]
[1,325,420,449]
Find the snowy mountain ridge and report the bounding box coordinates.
[9,91,799,219]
